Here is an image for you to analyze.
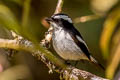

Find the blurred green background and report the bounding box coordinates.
[0,0,119,80]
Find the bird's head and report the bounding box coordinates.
[45,13,73,29]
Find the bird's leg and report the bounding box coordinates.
[65,60,79,79]
[74,61,79,67]
[65,60,71,65]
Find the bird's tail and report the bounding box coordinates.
[90,55,105,70]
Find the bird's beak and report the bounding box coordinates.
[45,18,53,23]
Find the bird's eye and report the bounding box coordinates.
[54,19,59,22]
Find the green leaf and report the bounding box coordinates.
[4,0,23,6]
[0,4,22,34]
[100,5,120,79]
[106,29,120,79]
[100,6,120,58]
[0,4,40,43]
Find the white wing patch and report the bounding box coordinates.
[53,15,73,23]
[76,35,89,50]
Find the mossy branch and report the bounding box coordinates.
[0,38,108,80]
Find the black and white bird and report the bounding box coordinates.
[46,13,104,69]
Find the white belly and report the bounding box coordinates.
[52,29,88,60]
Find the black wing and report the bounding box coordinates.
[69,30,91,60]
[61,20,91,59]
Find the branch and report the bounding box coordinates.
[0,38,108,80]
[54,0,64,14]
[64,67,108,80]
[0,38,66,68]
[73,15,101,23]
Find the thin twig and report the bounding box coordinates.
[54,0,64,14]
[74,15,101,23]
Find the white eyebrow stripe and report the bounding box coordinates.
[54,15,68,18]
[54,15,73,23]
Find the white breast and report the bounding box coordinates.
[52,28,88,60]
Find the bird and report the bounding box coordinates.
[45,13,104,69]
